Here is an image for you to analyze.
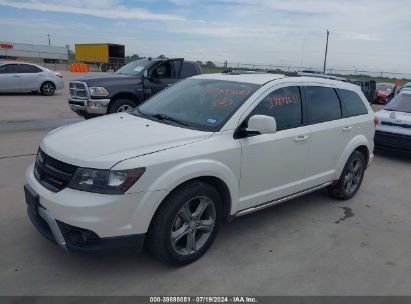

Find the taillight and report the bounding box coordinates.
[56,73,63,79]
[374,116,378,127]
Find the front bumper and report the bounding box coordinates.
[68,97,110,115]
[26,195,145,252]
[375,130,411,152]
[25,162,168,251]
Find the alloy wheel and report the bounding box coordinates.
[344,159,363,194]
[43,83,55,96]
[170,196,216,255]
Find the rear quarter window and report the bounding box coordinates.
[339,89,368,117]
[20,64,42,73]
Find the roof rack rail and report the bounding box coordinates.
[222,69,269,75]
[285,71,348,82]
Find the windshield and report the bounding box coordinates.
[377,83,394,91]
[115,59,151,76]
[385,93,411,113]
[135,79,260,132]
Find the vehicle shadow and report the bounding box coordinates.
[40,189,334,272]
[0,92,39,96]
[374,148,411,163]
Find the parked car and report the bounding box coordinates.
[25,72,374,265]
[68,58,202,118]
[398,83,411,93]
[374,91,411,152]
[0,62,63,95]
[374,83,395,104]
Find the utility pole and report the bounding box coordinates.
[323,29,329,74]
[47,34,51,46]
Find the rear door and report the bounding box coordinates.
[143,59,183,97]
[303,84,355,187]
[18,64,44,91]
[0,64,20,91]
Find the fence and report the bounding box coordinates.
[212,61,411,80]
[3,54,410,80]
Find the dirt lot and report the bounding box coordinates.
[1,73,411,296]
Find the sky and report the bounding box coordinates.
[1,0,411,73]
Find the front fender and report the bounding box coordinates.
[333,134,371,180]
[148,159,239,212]
[127,159,239,235]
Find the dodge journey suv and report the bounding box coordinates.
[25,72,375,265]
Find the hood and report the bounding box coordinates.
[41,114,212,169]
[73,74,142,87]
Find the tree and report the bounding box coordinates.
[205,61,216,68]
[156,54,167,59]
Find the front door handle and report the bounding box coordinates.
[342,126,353,132]
[294,135,309,142]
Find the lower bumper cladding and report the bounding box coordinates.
[25,185,145,253]
[375,131,411,153]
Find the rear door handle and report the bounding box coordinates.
[294,135,309,142]
[342,126,352,132]
[12,75,20,77]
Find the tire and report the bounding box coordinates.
[40,82,55,96]
[108,99,137,114]
[328,151,366,200]
[148,181,223,266]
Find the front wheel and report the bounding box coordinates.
[148,181,222,265]
[108,99,137,114]
[328,151,366,200]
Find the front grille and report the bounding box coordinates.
[69,81,88,99]
[34,149,78,192]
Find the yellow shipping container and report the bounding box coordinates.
[75,44,113,64]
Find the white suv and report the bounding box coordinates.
[24,72,375,265]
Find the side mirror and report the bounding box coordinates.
[143,69,150,79]
[247,115,277,134]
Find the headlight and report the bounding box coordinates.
[69,167,145,194]
[89,87,109,96]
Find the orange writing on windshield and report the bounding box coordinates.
[209,88,251,96]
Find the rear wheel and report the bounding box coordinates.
[108,99,137,114]
[148,181,222,265]
[328,151,365,200]
[40,82,55,96]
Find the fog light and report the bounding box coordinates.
[68,230,88,247]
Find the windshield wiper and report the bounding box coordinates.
[150,113,188,126]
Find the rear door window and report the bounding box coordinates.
[305,86,342,124]
[20,64,42,73]
[249,86,302,131]
[338,89,368,117]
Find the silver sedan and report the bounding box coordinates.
[0,62,64,96]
